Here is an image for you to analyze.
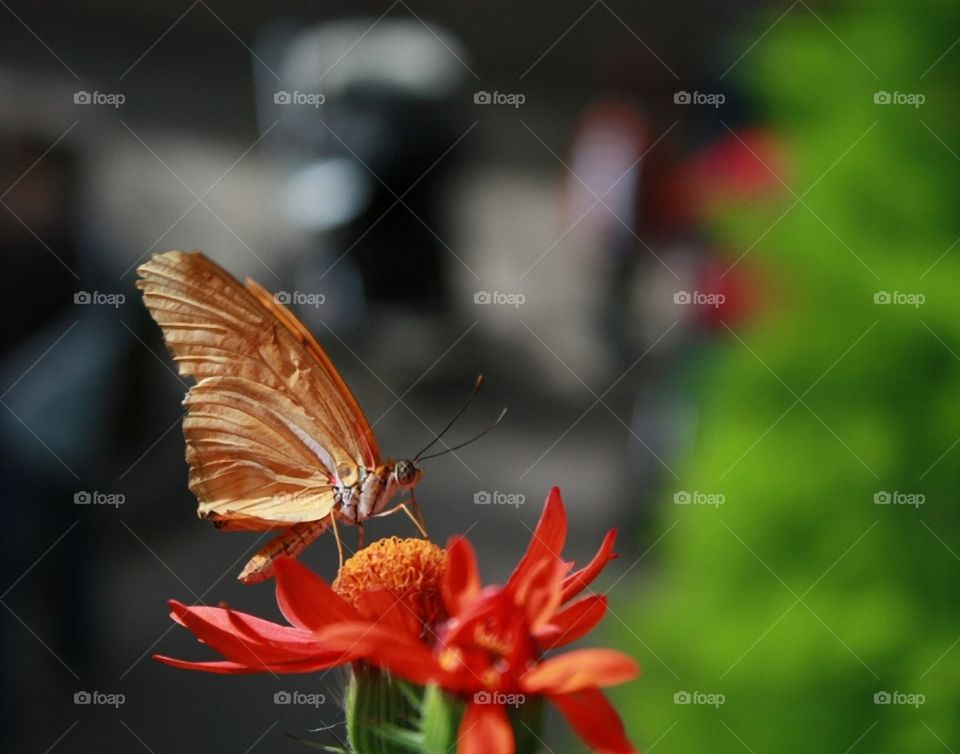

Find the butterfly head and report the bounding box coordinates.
[393,459,423,489]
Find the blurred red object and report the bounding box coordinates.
[680,127,789,218]
[693,255,768,330]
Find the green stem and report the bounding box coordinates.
[343,666,546,753]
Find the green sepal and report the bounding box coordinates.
[340,664,546,753]
[346,665,420,754]
[418,683,465,754]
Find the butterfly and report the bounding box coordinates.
[137,251,445,583]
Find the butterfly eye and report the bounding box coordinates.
[395,460,418,485]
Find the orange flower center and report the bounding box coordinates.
[333,537,447,625]
[472,623,513,659]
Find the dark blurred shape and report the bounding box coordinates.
[0,131,89,750]
[255,18,469,317]
[0,134,81,351]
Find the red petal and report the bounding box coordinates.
[354,588,420,637]
[169,601,330,666]
[440,585,511,647]
[534,595,608,649]
[153,653,346,674]
[550,688,637,753]
[273,556,359,632]
[513,555,563,631]
[314,622,454,687]
[443,536,481,616]
[153,656,260,674]
[225,609,325,649]
[506,487,568,592]
[521,649,639,694]
[458,701,515,754]
[169,601,320,651]
[561,529,617,603]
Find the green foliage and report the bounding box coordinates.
[345,667,454,754]
[341,668,543,753]
[614,0,960,751]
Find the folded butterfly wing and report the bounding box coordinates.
[183,377,337,525]
[137,251,379,529]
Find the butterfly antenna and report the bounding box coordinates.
[414,375,485,461]
[417,408,508,461]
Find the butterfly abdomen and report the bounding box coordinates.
[238,519,330,583]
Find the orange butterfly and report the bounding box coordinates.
[138,251,434,583]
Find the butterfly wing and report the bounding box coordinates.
[137,250,379,527]
[183,376,337,525]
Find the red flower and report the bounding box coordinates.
[155,537,446,674]
[156,488,638,753]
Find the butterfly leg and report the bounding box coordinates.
[330,511,344,571]
[372,498,429,538]
[408,492,429,538]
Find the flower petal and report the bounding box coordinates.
[560,529,617,603]
[152,655,343,674]
[353,587,420,637]
[273,556,359,632]
[313,622,454,687]
[443,536,481,616]
[169,601,330,666]
[170,601,320,650]
[440,584,510,647]
[506,487,567,592]
[154,656,260,674]
[550,688,637,753]
[513,555,564,631]
[458,701,515,754]
[534,595,608,649]
[520,649,639,694]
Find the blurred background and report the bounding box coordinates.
[2,0,959,750]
